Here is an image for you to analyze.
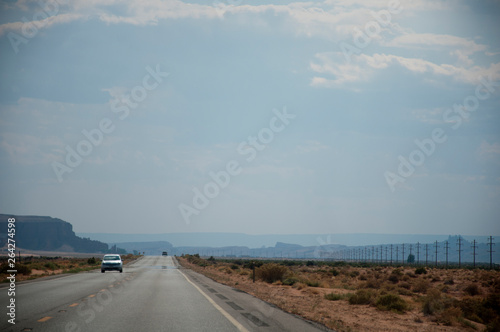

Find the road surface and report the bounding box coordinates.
[1,256,331,331]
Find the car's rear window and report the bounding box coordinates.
[103,255,120,261]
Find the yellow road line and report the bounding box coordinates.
[69,303,79,307]
[178,270,249,332]
[38,316,53,322]
[88,294,95,298]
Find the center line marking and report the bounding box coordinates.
[38,316,53,322]
[178,270,249,332]
[69,303,79,307]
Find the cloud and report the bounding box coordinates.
[386,33,488,55]
[296,140,329,154]
[0,13,85,37]
[0,133,63,165]
[478,141,500,160]
[310,52,500,88]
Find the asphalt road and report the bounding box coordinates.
[1,256,331,332]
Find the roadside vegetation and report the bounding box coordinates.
[0,254,141,282]
[180,255,500,332]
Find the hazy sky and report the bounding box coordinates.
[1,0,499,236]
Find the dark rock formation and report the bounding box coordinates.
[0,214,108,253]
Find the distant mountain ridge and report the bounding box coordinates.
[77,232,496,248]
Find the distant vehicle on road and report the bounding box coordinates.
[101,254,123,273]
[162,251,168,256]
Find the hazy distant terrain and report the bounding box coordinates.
[79,232,499,264]
[77,232,494,248]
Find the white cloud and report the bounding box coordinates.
[478,141,500,159]
[310,52,500,88]
[0,133,63,165]
[386,33,488,55]
[0,13,85,37]
[296,140,329,154]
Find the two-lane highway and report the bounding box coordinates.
[1,256,331,331]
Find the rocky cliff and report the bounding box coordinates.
[0,214,108,253]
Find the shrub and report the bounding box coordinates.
[486,318,500,332]
[388,274,399,284]
[87,257,97,265]
[255,263,289,283]
[304,280,320,287]
[349,289,375,305]
[331,268,339,276]
[400,282,411,290]
[413,279,431,293]
[375,293,408,313]
[306,260,315,266]
[415,267,427,275]
[230,264,239,270]
[444,278,454,285]
[44,262,59,270]
[16,264,32,275]
[437,307,462,326]
[364,278,381,289]
[283,276,299,286]
[325,292,346,301]
[460,294,499,325]
[422,289,444,316]
[294,282,307,290]
[464,283,481,296]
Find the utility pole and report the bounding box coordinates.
[457,236,463,268]
[425,244,429,266]
[488,236,495,270]
[445,241,450,268]
[471,240,478,268]
[402,243,405,265]
[395,245,399,264]
[390,244,393,265]
[416,242,421,265]
[409,244,413,265]
[434,240,439,267]
[372,246,375,263]
[385,246,388,263]
[380,245,383,263]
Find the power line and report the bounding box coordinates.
[402,243,405,265]
[416,242,421,265]
[471,239,478,269]
[444,240,449,268]
[434,240,439,267]
[457,236,463,268]
[488,236,495,270]
[425,244,429,266]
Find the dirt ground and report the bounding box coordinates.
[178,257,500,332]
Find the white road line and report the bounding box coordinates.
[177,269,249,332]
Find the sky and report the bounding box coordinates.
[0,0,499,237]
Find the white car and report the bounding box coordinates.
[101,254,123,273]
